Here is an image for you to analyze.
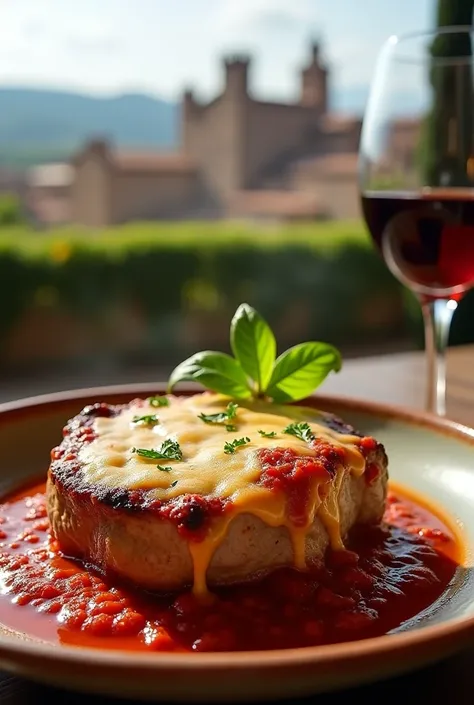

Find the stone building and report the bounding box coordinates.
[26,163,73,225]
[41,43,376,226]
[71,146,200,226]
[180,45,361,204]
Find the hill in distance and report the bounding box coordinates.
[0,87,179,168]
[0,84,422,169]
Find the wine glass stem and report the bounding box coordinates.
[421,298,456,417]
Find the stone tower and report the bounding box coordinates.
[220,55,250,192]
[181,55,252,205]
[181,87,197,151]
[223,55,250,97]
[300,42,328,113]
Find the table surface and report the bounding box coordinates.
[1,344,474,704]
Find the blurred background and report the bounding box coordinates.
[0,0,472,401]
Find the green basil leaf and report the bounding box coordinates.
[230,303,276,394]
[266,342,342,403]
[168,351,252,399]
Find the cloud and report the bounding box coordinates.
[22,20,46,40]
[216,0,319,38]
[66,31,123,55]
[0,3,122,62]
[250,10,308,34]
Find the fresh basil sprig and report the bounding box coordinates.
[168,303,341,403]
[168,351,252,400]
[230,304,276,394]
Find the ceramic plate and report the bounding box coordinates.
[0,385,473,702]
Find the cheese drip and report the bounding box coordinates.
[79,393,367,594]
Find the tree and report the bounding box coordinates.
[422,0,474,186]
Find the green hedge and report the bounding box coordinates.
[0,220,472,367]
[0,195,24,225]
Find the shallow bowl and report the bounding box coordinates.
[0,385,473,702]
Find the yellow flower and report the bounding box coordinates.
[50,240,72,264]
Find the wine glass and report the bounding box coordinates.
[359,26,474,417]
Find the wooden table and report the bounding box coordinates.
[1,345,474,704]
[322,344,474,427]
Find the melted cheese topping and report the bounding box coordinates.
[79,393,367,595]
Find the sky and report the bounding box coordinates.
[0,0,435,107]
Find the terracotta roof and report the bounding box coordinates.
[389,119,420,152]
[295,152,359,178]
[229,190,324,218]
[319,115,362,134]
[113,152,197,174]
[391,117,420,130]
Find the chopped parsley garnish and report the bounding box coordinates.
[170,479,178,488]
[226,401,238,418]
[148,395,170,408]
[283,422,315,443]
[132,448,162,460]
[258,430,277,438]
[224,437,251,454]
[132,439,183,462]
[157,465,172,473]
[157,439,183,460]
[132,414,159,427]
[198,401,239,428]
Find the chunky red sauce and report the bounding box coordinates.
[0,482,461,652]
[258,445,345,526]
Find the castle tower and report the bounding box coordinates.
[300,41,328,113]
[183,87,196,112]
[180,55,252,205]
[223,55,250,98]
[181,87,197,151]
[218,55,251,192]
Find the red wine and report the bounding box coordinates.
[361,190,474,299]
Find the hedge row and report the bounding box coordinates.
[0,220,472,367]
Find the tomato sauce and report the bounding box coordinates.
[258,445,344,526]
[0,482,461,653]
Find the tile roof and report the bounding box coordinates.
[113,152,197,174]
[319,115,362,134]
[229,190,324,218]
[295,152,359,178]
